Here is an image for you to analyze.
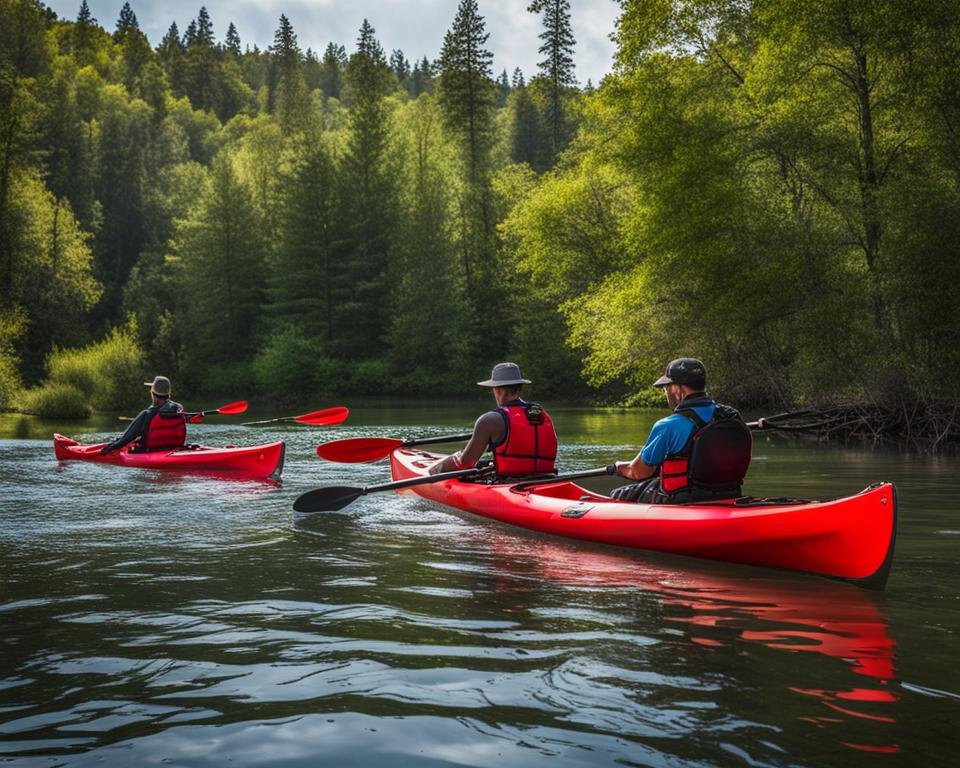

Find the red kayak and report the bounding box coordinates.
[389,447,897,588]
[54,433,285,479]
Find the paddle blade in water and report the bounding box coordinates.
[316,437,402,463]
[294,406,350,426]
[293,486,363,513]
[217,400,249,415]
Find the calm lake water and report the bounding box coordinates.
[1,403,958,767]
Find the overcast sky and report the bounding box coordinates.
[47,1,621,86]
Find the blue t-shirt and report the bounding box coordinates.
[639,402,716,467]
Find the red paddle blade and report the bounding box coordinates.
[294,406,350,426]
[316,437,403,463]
[217,400,249,415]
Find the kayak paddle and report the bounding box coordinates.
[293,467,481,513]
[509,465,617,491]
[118,399,248,421]
[316,433,474,463]
[241,405,349,427]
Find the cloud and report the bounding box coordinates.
[49,0,619,84]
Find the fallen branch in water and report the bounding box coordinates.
[754,397,960,453]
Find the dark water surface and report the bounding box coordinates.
[1,405,958,767]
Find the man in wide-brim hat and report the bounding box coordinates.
[99,375,201,455]
[428,362,559,479]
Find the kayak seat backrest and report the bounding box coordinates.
[688,418,752,491]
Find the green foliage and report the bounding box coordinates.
[21,382,92,419]
[0,308,25,409]
[176,151,268,377]
[22,319,143,415]
[5,0,959,419]
[253,325,329,402]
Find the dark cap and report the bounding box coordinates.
[652,358,706,389]
[144,375,172,396]
[477,362,531,387]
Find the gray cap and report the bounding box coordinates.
[477,362,531,387]
[652,358,706,389]
[144,375,172,396]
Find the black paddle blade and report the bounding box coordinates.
[293,485,364,513]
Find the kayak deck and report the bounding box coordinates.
[389,448,897,588]
[54,433,285,480]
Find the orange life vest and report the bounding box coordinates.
[492,401,558,477]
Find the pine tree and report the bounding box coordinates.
[157,22,185,94]
[269,14,310,132]
[411,57,434,96]
[390,49,411,83]
[437,0,502,356]
[528,0,576,162]
[224,22,241,57]
[183,7,219,112]
[338,19,397,356]
[510,84,545,169]
[439,0,496,185]
[73,0,99,66]
[179,154,268,368]
[511,67,525,88]
[114,2,138,42]
[319,43,346,100]
[497,68,510,106]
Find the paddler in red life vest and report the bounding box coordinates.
[428,362,558,479]
[611,358,752,504]
[99,375,203,455]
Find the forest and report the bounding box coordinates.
[2,0,960,443]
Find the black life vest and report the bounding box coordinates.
[492,401,558,477]
[658,401,752,502]
[142,403,186,451]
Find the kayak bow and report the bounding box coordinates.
[389,447,897,588]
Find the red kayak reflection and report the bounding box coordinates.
[478,533,899,755]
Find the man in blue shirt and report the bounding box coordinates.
[611,358,750,503]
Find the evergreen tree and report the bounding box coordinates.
[390,48,411,84]
[528,0,576,163]
[497,68,510,106]
[224,22,241,57]
[113,2,138,42]
[319,42,346,100]
[511,67,525,88]
[183,6,219,113]
[438,0,501,354]
[178,154,268,372]
[73,0,99,66]
[270,138,342,343]
[338,19,397,356]
[269,14,310,132]
[411,57,434,96]
[157,22,185,94]
[509,84,545,169]
[439,0,496,185]
[387,96,472,390]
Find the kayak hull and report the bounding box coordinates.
[389,448,897,588]
[54,433,285,479]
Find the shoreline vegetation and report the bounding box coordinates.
[3,1,960,452]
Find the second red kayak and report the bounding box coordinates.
[54,433,285,479]
[389,447,897,588]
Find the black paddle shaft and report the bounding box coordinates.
[293,467,481,513]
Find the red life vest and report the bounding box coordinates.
[143,406,187,451]
[659,404,752,501]
[492,401,558,477]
